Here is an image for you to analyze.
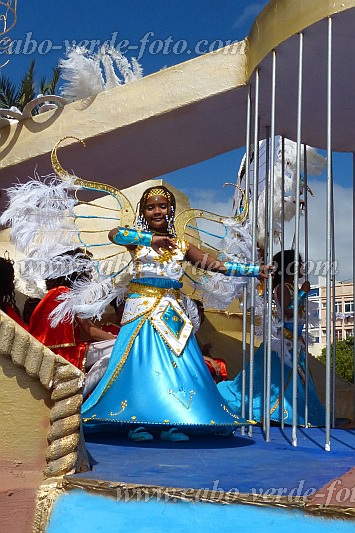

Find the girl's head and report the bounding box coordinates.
[45,248,93,291]
[137,186,176,235]
[272,249,303,288]
[0,256,18,313]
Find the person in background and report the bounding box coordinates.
[194,300,228,383]
[29,249,116,370]
[218,249,325,427]
[23,297,41,325]
[0,256,28,330]
[100,298,125,336]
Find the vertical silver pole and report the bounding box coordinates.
[265,49,277,442]
[263,129,270,431]
[331,161,336,428]
[353,153,355,418]
[303,145,309,428]
[248,68,260,437]
[280,137,285,430]
[292,32,304,447]
[325,16,332,451]
[241,85,252,436]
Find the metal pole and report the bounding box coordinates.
[263,129,270,431]
[324,16,333,451]
[241,85,252,436]
[248,68,260,437]
[292,32,304,447]
[280,136,285,430]
[265,49,277,441]
[353,152,355,422]
[331,159,336,428]
[303,144,309,428]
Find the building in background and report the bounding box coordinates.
[308,278,354,357]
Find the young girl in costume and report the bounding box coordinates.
[29,249,117,371]
[218,249,325,427]
[0,256,28,330]
[82,186,270,441]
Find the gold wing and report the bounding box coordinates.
[175,199,249,298]
[51,136,135,278]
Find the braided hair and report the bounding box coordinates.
[137,186,176,235]
[0,257,20,315]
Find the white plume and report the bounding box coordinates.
[0,176,79,257]
[237,137,327,247]
[59,45,143,101]
[49,275,128,326]
[181,295,200,332]
[59,46,104,101]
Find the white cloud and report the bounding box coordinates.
[186,188,232,216]
[184,182,354,284]
[283,180,353,283]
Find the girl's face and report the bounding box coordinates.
[143,195,170,232]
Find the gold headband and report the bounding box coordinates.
[144,188,172,202]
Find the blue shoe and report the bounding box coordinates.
[160,428,189,442]
[128,427,154,442]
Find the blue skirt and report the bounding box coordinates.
[218,343,326,427]
[82,283,247,435]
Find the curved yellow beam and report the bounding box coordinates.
[247,0,355,78]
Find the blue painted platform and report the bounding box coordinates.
[47,490,355,533]
[77,426,355,496]
[48,427,355,533]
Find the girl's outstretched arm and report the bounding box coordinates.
[186,242,271,279]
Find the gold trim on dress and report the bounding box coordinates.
[129,281,181,300]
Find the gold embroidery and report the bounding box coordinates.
[145,188,172,202]
[129,281,180,300]
[101,316,147,395]
[222,404,241,420]
[168,389,195,409]
[110,400,128,416]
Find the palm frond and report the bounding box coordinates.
[0,76,17,108]
[40,66,61,95]
[17,59,36,111]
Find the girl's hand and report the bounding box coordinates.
[151,235,176,256]
[204,356,221,376]
[258,264,274,280]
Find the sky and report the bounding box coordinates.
[1,0,354,282]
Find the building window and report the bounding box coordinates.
[344,301,354,313]
[335,330,342,341]
[315,336,320,343]
[335,301,342,313]
[345,329,354,338]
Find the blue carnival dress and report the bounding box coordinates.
[218,284,326,427]
[82,242,246,435]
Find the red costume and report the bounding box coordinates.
[29,286,88,370]
[4,304,29,331]
[205,358,228,382]
[101,323,120,336]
